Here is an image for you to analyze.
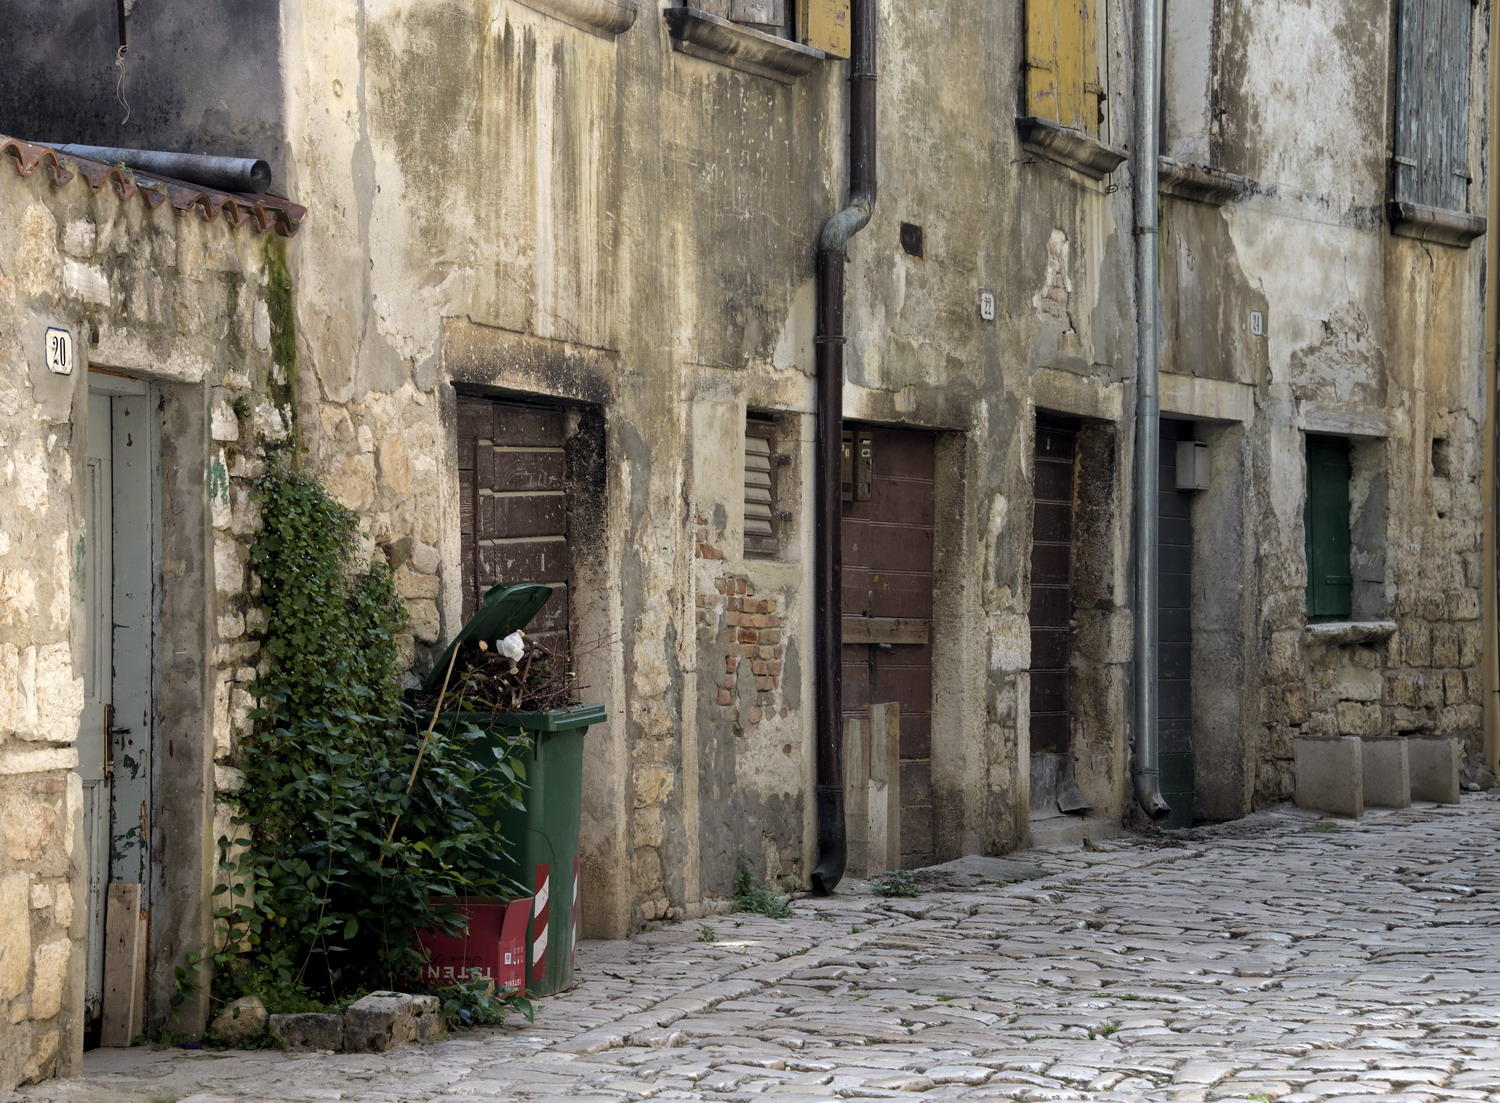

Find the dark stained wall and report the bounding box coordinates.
[0,2,286,177]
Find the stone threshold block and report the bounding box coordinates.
[1362,735,1411,809]
[1294,735,1364,817]
[1408,735,1462,804]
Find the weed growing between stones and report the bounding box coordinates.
[870,870,921,898]
[732,857,793,918]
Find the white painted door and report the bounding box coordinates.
[81,391,112,1023]
[81,381,155,1035]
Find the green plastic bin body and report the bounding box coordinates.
[431,584,605,996]
[460,703,604,997]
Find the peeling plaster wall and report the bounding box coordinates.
[0,168,284,1089]
[2,0,1485,974]
[268,0,1148,933]
[1198,0,1489,806]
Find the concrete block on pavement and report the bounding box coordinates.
[1408,735,1461,804]
[1294,735,1363,817]
[1362,736,1411,808]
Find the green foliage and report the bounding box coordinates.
[732,858,792,919]
[434,977,534,1029]
[261,236,300,426]
[216,464,529,1009]
[696,923,716,943]
[870,869,921,898]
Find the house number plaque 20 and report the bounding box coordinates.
[45,327,74,376]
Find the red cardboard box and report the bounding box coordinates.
[418,896,532,992]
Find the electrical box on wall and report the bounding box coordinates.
[1176,440,1210,491]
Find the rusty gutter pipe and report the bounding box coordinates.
[41,143,273,194]
[810,0,876,895]
[1131,0,1170,820]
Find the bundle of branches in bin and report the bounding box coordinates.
[449,631,608,713]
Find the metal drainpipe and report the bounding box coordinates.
[810,0,877,895]
[1131,0,1170,819]
[41,143,274,193]
[1483,0,1500,777]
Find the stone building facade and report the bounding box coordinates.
[0,140,300,1085]
[0,0,1492,1088]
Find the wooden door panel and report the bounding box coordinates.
[1029,417,1078,764]
[840,477,935,526]
[842,520,934,572]
[842,425,937,868]
[844,568,934,619]
[457,397,572,651]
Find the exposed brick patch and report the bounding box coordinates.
[698,574,786,726]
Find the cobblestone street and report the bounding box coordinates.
[17,798,1500,1103]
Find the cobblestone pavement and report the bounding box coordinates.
[17,797,1500,1103]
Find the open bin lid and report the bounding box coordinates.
[423,582,553,695]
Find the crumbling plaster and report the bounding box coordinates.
[270,0,1151,933]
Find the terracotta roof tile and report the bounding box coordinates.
[1,133,305,237]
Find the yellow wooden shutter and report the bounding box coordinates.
[1025,0,1100,135]
[799,0,851,58]
[1078,0,1101,135]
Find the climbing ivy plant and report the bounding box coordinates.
[213,461,525,1008]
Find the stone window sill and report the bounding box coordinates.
[1016,117,1127,180]
[1388,201,1487,247]
[513,0,637,36]
[1304,620,1397,646]
[1159,157,1250,205]
[664,8,824,83]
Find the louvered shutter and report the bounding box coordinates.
[744,423,778,557]
[1394,0,1474,212]
[1305,437,1353,621]
[1025,0,1102,135]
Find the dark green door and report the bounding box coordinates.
[1305,436,1353,621]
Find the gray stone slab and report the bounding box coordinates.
[1295,735,1364,817]
[1362,736,1412,809]
[1408,736,1461,804]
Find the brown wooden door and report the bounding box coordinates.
[841,426,937,868]
[1029,416,1077,759]
[456,395,571,649]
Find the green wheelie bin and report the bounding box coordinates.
[426,583,606,996]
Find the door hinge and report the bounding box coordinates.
[102,703,115,779]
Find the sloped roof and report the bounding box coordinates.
[1,134,305,237]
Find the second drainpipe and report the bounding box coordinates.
[1132,0,1171,818]
[811,0,877,895]
[1483,0,1500,777]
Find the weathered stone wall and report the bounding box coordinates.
[1205,0,1489,806]
[272,0,1486,911]
[0,0,1488,1015]
[264,0,1149,933]
[0,155,285,1089]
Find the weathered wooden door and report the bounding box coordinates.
[1028,415,1077,810]
[81,382,155,1035]
[81,391,113,1025]
[1158,420,1195,827]
[456,396,571,648]
[841,426,936,868]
